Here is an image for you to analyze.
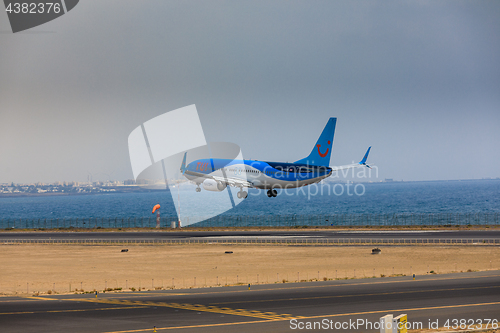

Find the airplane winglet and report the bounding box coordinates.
[180,152,188,174]
[359,146,371,167]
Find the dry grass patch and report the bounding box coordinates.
[0,244,498,295]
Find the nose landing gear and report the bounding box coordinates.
[195,186,201,192]
[267,189,278,197]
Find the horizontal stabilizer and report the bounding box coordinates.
[330,146,372,172]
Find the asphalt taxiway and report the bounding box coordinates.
[1,271,499,332]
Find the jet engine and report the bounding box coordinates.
[202,179,227,192]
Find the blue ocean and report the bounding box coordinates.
[0,180,499,224]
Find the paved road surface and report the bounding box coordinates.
[1,271,499,332]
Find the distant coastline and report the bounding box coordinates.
[0,178,498,198]
[0,186,163,198]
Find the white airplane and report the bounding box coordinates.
[180,118,371,198]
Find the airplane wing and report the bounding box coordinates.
[330,146,372,172]
[212,175,254,189]
[184,170,254,188]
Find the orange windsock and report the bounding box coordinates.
[152,204,161,214]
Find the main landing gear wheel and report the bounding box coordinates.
[195,187,201,192]
[237,191,248,199]
[267,189,278,197]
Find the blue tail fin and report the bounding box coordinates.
[294,118,336,166]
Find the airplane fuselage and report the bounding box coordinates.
[184,158,332,190]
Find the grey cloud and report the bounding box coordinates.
[0,0,499,182]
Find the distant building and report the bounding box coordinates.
[136,179,154,185]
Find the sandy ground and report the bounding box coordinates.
[0,244,498,295]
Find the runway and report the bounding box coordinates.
[1,271,499,332]
[0,230,499,243]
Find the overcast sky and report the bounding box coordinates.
[1,0,499,183]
